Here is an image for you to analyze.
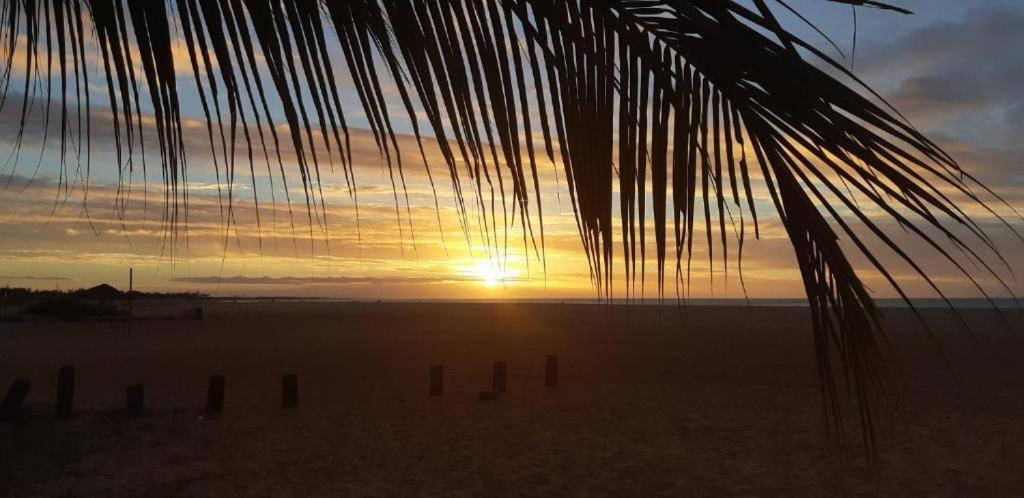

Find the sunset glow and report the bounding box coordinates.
[465,258,520,288]
[0,1,1021,301]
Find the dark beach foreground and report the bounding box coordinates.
[2,302,1023,496]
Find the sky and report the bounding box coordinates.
[0,1,1022,300]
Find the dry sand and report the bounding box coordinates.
[2,302,1023,496]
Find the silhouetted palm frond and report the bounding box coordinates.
[0,0,1016,458]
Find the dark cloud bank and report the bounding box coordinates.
[861,6,1024,129]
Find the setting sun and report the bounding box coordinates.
[467,259,520,288]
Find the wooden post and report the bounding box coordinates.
[281,374,298,408]
[492,361,507,392]
[57,365,75,419]
[206,375,225,414]
[429,365,443,396]
[126,384,145,418]
[128,267,133,336]
[0,378,30,422]
[545,354,559,387]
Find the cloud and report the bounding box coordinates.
[170,275,476,286]
[2,8,1021,300]
[0,275,71,281]
[858,6,1024,123]
[1008,102,1024,127]
[841,5,1024,193]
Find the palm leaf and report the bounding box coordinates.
[0,0,1015,458]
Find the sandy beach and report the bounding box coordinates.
[2,302,1023,496]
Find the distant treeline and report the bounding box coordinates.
[0,285,209,304]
